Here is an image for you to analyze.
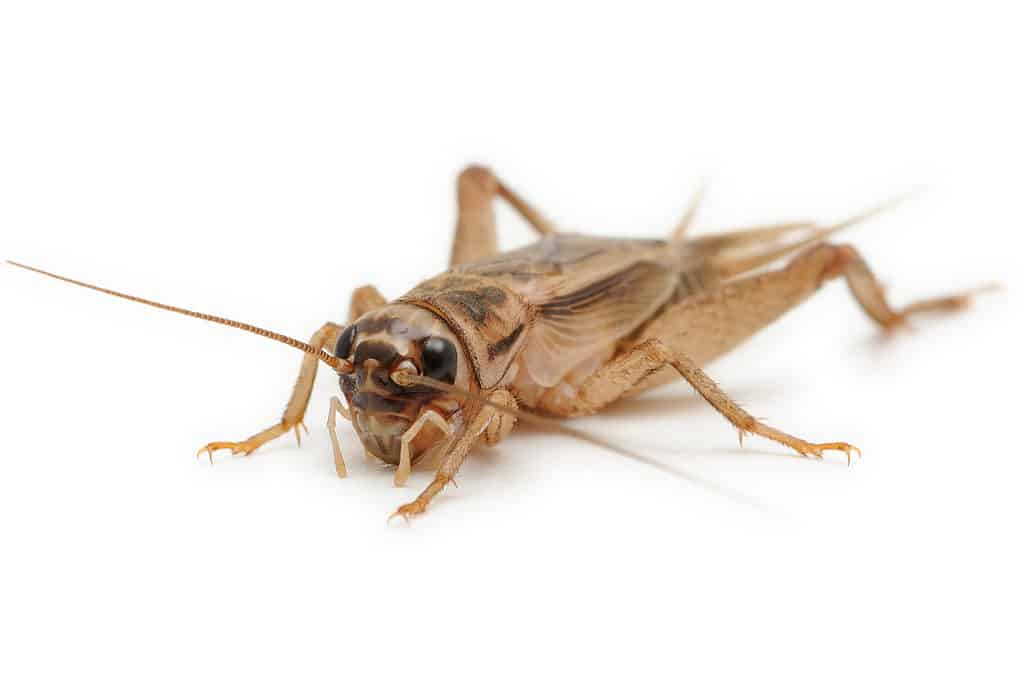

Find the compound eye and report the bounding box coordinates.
[334,325,357,360]
[420,336,457,384]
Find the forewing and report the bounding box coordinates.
[458,234,687,388]
[523,260,677,387]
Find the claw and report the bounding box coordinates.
[797,441,861,465]
[388,501,426,524]
[196,446,215,464]
[196,440,259,461]
[387,511,409,526]
[890,282,1002,331]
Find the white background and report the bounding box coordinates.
[2,2,1021,681]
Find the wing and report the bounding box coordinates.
[460,235,684,387]
[523,259,677,386]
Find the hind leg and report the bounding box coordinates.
[630,242,993,376]
[570,243,990,458]
[450,165,556,266]
[825,245,996,329]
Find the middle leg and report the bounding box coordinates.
[579,338,860,461]
[348,284,387,323]
[450,165,557,267]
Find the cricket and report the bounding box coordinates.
[7,165,993,521]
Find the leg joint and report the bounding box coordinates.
[631,338,671,364]
[457,165,497,193]
[791,242,860,287]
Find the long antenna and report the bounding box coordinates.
[6,260,345,371]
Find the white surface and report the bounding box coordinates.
[2,3,1021,681]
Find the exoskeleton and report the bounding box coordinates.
[9,166,991,520]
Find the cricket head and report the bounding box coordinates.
[5,260,494,471]
[334,303,474,466]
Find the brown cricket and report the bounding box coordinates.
[7,165,992,520]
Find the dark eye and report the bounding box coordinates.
[421,336,456,384]
[334,325,357,360]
